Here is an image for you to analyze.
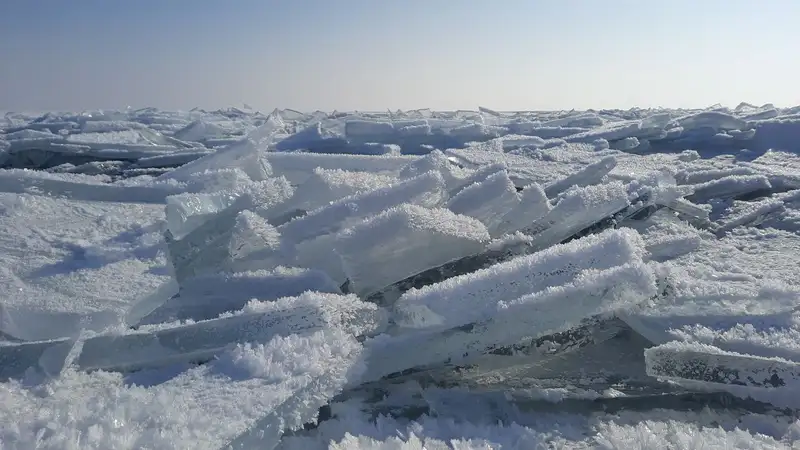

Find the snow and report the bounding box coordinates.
[3,104,800,448]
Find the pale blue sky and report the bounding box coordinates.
[1,0,798,112]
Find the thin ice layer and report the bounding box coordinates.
[394,228,646,330]
[446,170,520,236]
[335,204,491,298]
[365,262,656,381]
[278,170,447,244]
[0,329,365,450]
[136,267,341,326]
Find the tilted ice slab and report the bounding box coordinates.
[364,261,656,381]
[265,152,416,185]
[167,207,295,283]
[165,176,294,240]
[137,267,341,326]
[0,329,367,450]
[335,204,491,299]
[645,341,800,390]
[280,167,396,215]
[544,156,617,197]
[278,170,447,244]
[0,292,385,380]
[446,170,520,236]
[394,228,646,330]
[493,182,551,236]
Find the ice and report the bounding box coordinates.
[398,149,462,185]
[0,329,366,450]
[58,292,383,375]
[137,268,341,326]
[167,208,294,283]
[278,170,447,244]
[345,120,395,140]
[523,181,632,251]
[645,341,800,389]
[6,104,800,447]
[285,168,396,213]
[365,261,655,381]
[265,151,416,185]
[688,175,772,203]
[544,155,617,197]
[164,175,294,240]
[446,170,519,235]
[673,111,749,133]
[394,228,645,330]
[493,182,551,236]
[335,205,490,298]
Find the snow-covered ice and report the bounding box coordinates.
[2,105,800,448]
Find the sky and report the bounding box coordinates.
[1,0,799,112]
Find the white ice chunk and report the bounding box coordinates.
[0,329,367,449]
[525,182,631,251]
[367,262,655,381]
[159,138,273,184]
[494,182,552,235]
[335,204,491,298]
[399,149,461,186]
[294,233,349,285]
[673,111,749,132]
[448,162,508,195]
[278,170,447,244]
[165,176,294,239]
[394,228,645,330]
[168,209,293,283]
[264,152,416,185]
[544,156,617,197]
[689,175,772,203]
[345,120,395,140]
[76,292,385,373]
[137,267,341,325]
[446,170,519,236]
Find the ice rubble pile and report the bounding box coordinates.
[4,102,800,178]
[3,105,800,448]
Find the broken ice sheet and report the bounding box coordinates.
[335,204,490,299]
[0,329,366,450]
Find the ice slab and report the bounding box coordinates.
[136,268,341,326]
[523,181,631,251]
[335,204,490,298]
[167,208,294,283]
[394,228,646,330]
[278,170,447,244]
[283,168,395,214]
[494,182,551,236]
[544,156,617,197]
[76,292,385,373]
[0,329,366,450]
[365,262,655,381]
[645,341,800,389]
[159,138,273,184]
[165,176,294,240]
[264,152,416,185]
[446,170,520,236]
